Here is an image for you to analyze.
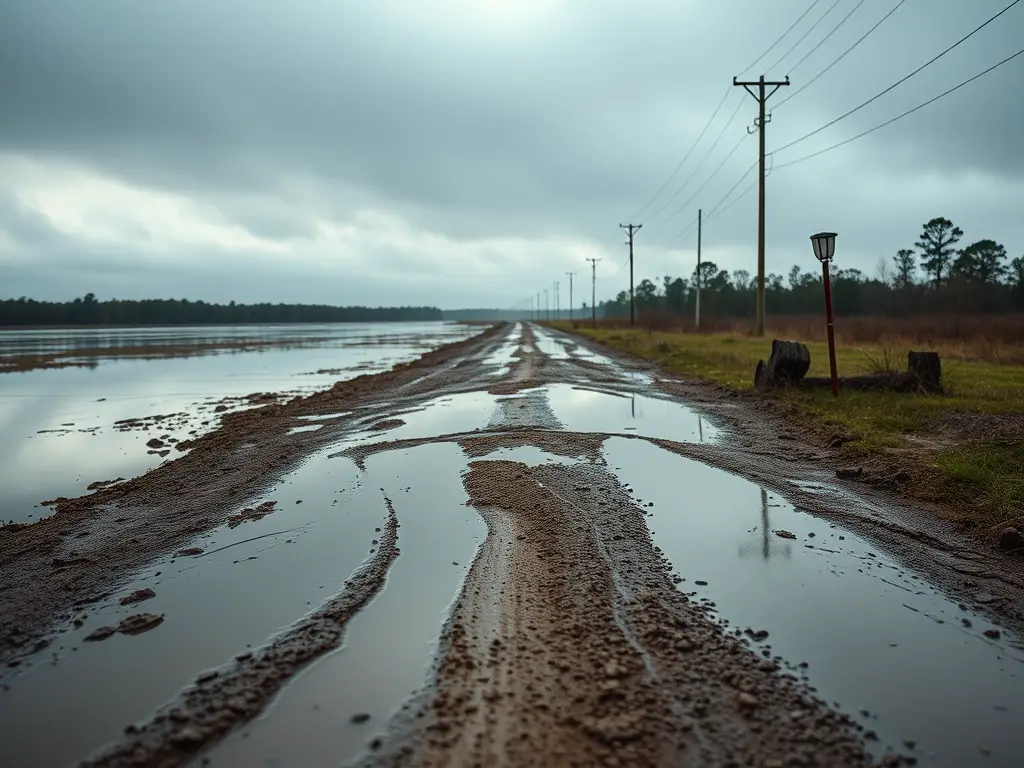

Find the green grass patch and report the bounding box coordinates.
[564,325,1024,525]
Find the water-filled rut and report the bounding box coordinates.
[0,322,1020,767]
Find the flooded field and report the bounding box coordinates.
[1,322,1021,767]
[0,323,475,525]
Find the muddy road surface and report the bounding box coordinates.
[1,322,1021,768]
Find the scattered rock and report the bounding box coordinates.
[350,713,371,724]
[997,527,1023,551]
[146,438,165,449]
[119,588,156,606]
[84,625,117,642]
[736,692,760,710]
[694,580,708,586]
[836,467,864,480]
[118,613,164,635]
[176,547,204,556]
[983,629,1001,640]
[773,529,797,540]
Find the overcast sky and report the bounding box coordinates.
[1,0,1022,309]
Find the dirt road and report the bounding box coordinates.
[2,322,1021,767]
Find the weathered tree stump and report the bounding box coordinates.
[908,351,942,393]
[754,340,810,392]
[754,343,943,394]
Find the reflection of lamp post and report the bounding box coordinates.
[810,232,839,397]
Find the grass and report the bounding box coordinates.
[560,324,1024,529]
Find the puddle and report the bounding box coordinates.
[481,323,523,375]
[0,451,388,767]
[202,442,485,767]
[546,384,717,443]
[362,391,497,442]
[287,424,324,434]
[297,412,350,422]
[604,437,1024,767]
[0,323,474,525]
[475,445,584,467]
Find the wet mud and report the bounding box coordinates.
[1,321,1022,767]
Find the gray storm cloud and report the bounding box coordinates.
[0,0,1021,307]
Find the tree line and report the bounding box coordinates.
[596,217,1024,319]
[0,294,443,326]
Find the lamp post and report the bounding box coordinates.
[810,232,839,397]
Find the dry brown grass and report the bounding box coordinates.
[570,312,1024,365]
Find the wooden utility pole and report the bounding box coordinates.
[695,208,702,330]
[733,75,789,337]
[554,281,560,320]
[619,223,642,326]
[566,272,576,321]
[586,257,602,328]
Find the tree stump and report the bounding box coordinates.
[754,340,811,392]
[908,351,941,393]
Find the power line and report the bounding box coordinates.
[772,45,1024,170]
[633,0,832,220]
[775,0,909,109]
[647,93,745,221]
[772,0,1022,154]
[786,0,870,75]
[737,0,823,75]
[765,0,845,74]
[697,158,759,227]
[661,132,750,224]
[705,153,774,224]
[629,86,731,220]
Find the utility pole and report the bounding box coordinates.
[554,281,560,320]
[586,257,602,329]
[619,223,642,326]
[734,74,789,337]
[696,208,702,331]
[544,289,549,321]
[566,272,575,321]
[536,292,541,322]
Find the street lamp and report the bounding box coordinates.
[809,232,839,397]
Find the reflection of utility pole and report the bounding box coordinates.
[586,257,602,329]
[760,488,769,561]
[695,208,702,330]
[736,487,791,561]
[734,75,789,337]
[554,281,560,320]
[619,223,642,326]
[565,272,575,322]
[698,415,704,443]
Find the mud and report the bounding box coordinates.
[82,500,399,767]
[1,320,1022,767]
[363,459,876,767]
[0,325,504,663]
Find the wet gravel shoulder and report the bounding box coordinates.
[363,458,886,768]
[0,324,505,666]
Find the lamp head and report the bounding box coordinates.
[810,232,838,263]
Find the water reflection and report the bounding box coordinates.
[0,323,476,524]
[736,488,793,561]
